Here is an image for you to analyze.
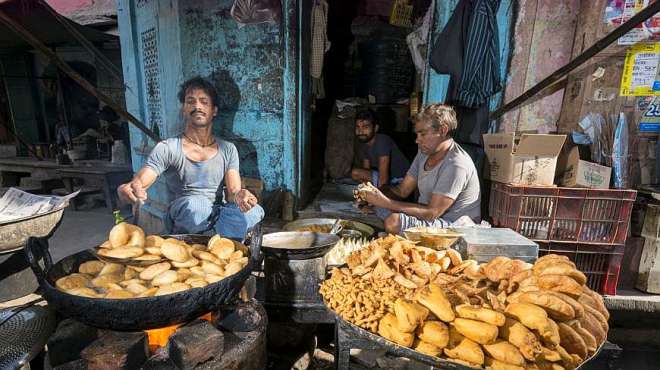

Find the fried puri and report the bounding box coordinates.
[78,261,104,275]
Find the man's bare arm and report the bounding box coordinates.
[383,193,455,221]
[377,156,390,186]
[117,167,158,203]
[224,169,242,202]
[389,175,417,199]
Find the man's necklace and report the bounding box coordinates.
[182,133,216,148]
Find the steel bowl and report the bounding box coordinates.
[0,206,66,254]
[261,231,340,260]
[283,218,375,239]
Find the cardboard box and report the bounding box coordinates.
[483,133,566,186]
[558,146,611,189]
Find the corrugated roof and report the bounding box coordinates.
[0,0,116,49]
[64,0,116,27]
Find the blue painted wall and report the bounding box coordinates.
[423,0,514,120]
[116,0,297,214]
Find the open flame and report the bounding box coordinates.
[144,312,213,352]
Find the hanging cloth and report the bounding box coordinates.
[311,0,330,98]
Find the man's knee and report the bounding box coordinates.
[384,213,401,234]
[169,196,213,233]
[215,203,264,240]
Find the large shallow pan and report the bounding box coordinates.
[261,231,339,260]
[24,229,262,331]
[332,310,605,369]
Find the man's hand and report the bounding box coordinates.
[117,181,148,204]
[363,186,391,209]
[235,189,258,213]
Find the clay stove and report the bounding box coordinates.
[46,300,267,370]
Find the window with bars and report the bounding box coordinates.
[140,27,162,137]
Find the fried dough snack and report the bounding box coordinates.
[444,338,484,366]
[456,304,506,326]
[499,318,542,361]
[378,313,415,347]
[413,339,443,357]
[516,291,575,321]
[482,341,525,367]
[321,237,609,370]
[56,228,248,299]
[394,298,429,332]
[453,318,499,345]
[417,320,450,349]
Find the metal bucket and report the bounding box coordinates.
[261,232,338,310]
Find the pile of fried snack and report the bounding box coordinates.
[55,223,249,299]
[319,236,609,370]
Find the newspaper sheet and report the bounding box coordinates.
[0,188,79,223]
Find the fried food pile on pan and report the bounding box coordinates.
[320,235,474,332]
[55,224,249,299]
[294,224,333,233]
[320,236,610,370]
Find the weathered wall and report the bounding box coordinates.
[178,0,290,191]
[117,0,297,218]
[499,0,580,133]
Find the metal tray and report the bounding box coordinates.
[332,310,476,369]
[283,218,375,238]
[330,306,606,369]
[0,205,67,254]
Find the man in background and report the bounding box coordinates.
[360,104,481,234]
[350,109,410,187]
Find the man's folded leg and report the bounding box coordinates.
[214,203,265,240]
[168,195,214,234]
[389,212,451,235]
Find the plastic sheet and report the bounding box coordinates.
[230,0,280,27]
[612,112,630,189]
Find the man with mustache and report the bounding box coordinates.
[350,109,410,188]
[360,104,480,234]
[117,76,264,239]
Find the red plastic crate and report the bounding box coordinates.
[489,182,637,245]
[537,242,624,295]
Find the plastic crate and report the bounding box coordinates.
[537,242,624,295]
[489,182,637,245]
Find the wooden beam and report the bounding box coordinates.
[0,10,160,143]
[491,1,660,121]
[39,0,124,83]
[0,117,43,160]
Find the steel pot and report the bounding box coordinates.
[24,229,262,331]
